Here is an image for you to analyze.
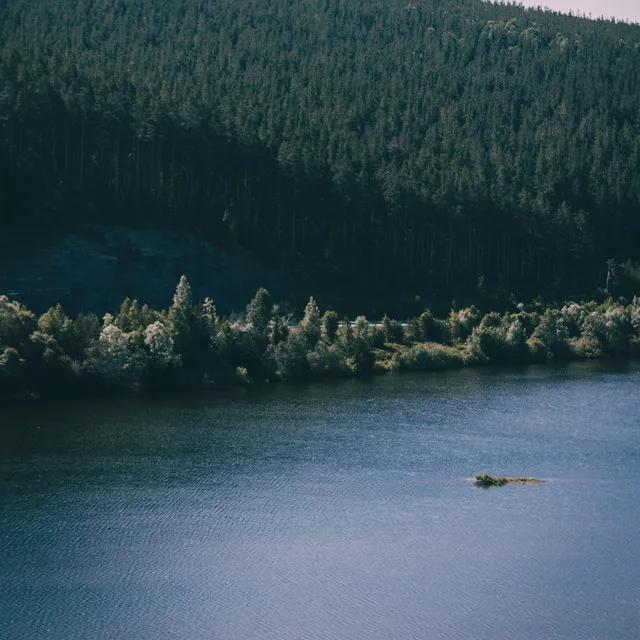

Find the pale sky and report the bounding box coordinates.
[509,1,640,23]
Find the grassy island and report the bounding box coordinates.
[473,473,545,487]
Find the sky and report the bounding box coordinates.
[510,1,640,23]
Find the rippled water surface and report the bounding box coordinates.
[1,363,640,640]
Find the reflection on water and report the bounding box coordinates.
[1,362,639,639]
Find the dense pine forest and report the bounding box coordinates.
[1,0,640,300]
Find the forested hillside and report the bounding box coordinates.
[1,0,640,300]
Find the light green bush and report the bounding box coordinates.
[395,342,464,371]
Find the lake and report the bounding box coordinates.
[1,362,639,639]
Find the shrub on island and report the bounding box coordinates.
[473,473,543,487]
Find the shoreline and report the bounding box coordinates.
[3,357,639,407]
[2,280,640,404]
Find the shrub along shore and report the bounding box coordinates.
[1,276,639,401]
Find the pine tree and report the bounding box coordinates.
[320,310,339,344]
[246,288,273,338]
[299,297,321,349]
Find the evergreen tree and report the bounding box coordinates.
[320,310,339,344]
[299,297,322,349]
[245,288,273,339]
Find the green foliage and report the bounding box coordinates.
[169,277,197,346]
[115,299,158,333]
[168,275,211,377]
[200,298,219,339]
[382,314,404,344]
[480,312,502,329]
[214,320,244,373]
[246,288,273,339]
[526,337,550,364]
[580,305,632,357]
[406,317,422,343]
[144,321,178,370]
[511,311,540,337]
[273,331,310,380]
[38,303,72,340]
[468,325,507,364]
[86,323,141,387]
[37,305,101,361]
[630,297,640,336]
[504,316,530,363]
[269,313,290,347]
[337,316,375,374]
[299,297,322,349]
[24,331,77,391]
[450,306,481,342]
[467,312,530,365]
[473,473,541,487]
[0,346,26,396]
[320,310,339,344]
[395,342,465,372]
[531,310,572,360]
[0,296,37,350]
[337,317,354,347]
[560,303,588,338]
[2,278,640,400]
[417,311,451,345]
[474,473,508,488]
[68,313,101,360]
[307,343,350,377]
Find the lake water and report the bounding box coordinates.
[1,363,639,640]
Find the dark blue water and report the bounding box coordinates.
[1,362,639,639]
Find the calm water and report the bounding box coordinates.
[1,363,639,640]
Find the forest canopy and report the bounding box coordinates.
[1,0,640,300]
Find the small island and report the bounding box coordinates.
[472,473,545,487]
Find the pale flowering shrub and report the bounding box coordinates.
[0,295,37,350]
[97,324,132,371]
[144,321,176,367]
[451,306,481,341]
[603,306,631,354]
[100,324,128,350]
[86,324,145,384]
[467,312,530,364]
[580,305,631,356]
[531,309,571,359]
[630,297,640,335]
[505,317,527,347]
[561,303,587,337]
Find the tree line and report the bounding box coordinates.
[1,277,639,400]
[1,0,640,300]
